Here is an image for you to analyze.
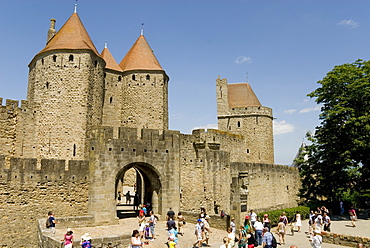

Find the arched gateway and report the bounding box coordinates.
[88,127,181,224]
[116,163,162,216]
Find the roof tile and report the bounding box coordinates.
[228,83,261,107]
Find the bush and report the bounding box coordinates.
[258,206,310,227]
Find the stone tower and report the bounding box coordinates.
[216,76,274,163]
[118,33,169,130]
[26,13,105,161]
[100,43,125,129]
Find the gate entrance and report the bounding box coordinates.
[115,162,162,218]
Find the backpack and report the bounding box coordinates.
[45,217,51,228]
[271,234,277,248]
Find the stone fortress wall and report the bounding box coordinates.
[0,155,89,247]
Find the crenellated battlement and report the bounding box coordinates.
[89,126,180,144]
[0,155,89,183]
[0,98,20,111]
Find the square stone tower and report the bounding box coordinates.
[216,76,274,164]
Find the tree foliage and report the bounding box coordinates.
[296,59,370,203]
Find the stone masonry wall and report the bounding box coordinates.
[179,132,231,215]
[121,71,168,130]
[0,99,19,157]
[26,51,105,161]
[230,162,301,225]
[102,70,124,128]
[0,156,89,247]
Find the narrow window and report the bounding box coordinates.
[132,75,136,81]
[104,72,106,78]
[53,55,57,62]
[109,97,113,103]
[73,144,76,156]
[220,86,222,98]
[41,58,44,65]
[94,60,98,67]
[146,74,150,80]
[46,82,49,89]
[69,55,74,62]
[237,121,241,127]
[246,149,250,153]
[118,76,122,82]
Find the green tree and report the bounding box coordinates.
[296,59,370,202]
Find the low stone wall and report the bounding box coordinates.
[322,231,370,247]
[37,216,131,248]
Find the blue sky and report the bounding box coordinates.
[0,0,368,165]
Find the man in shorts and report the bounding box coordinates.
[193,219,204,248]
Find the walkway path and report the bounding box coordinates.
[55,214,369,248]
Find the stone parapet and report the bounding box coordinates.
[322,231,370,247]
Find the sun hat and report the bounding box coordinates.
[81,233,92,240]
[314,230,321,234]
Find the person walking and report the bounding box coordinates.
[125,191,131,204]
[253,217,264,246]
[148,211,156,241]
[295,211,302,233]
[227,227,236,248]
[238,225,247,248]
[263,214,271,231]
[279,212,288,226]
[349,206,357,227]
[177,212,185,235]
[246,228,255,248]
[310,230,322,248]
[249,210,257,227]
[202,216,212,246]
[137,211,146,238]
[323,212,331,232]
[193,219,204,248]
[261,227,273,248]
[61,228,73,248]
[230,217,236,233]
[277,219,286,245]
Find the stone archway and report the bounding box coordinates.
[88,127,181,224]
[115,162,162,217]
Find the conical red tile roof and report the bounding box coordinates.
[228,83,261,107]
[119,35,163,72]
[36,13,99,56]
[101,47,122,71]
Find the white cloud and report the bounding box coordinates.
[337,19,358,28]
[299,106,321,114]
[283,109,296,114]
[235,56,252,64]
[191,123,218,131]
[273,120,295,135]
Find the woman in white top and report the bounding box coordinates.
[227,227,235,248]
[131,230,142,248]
